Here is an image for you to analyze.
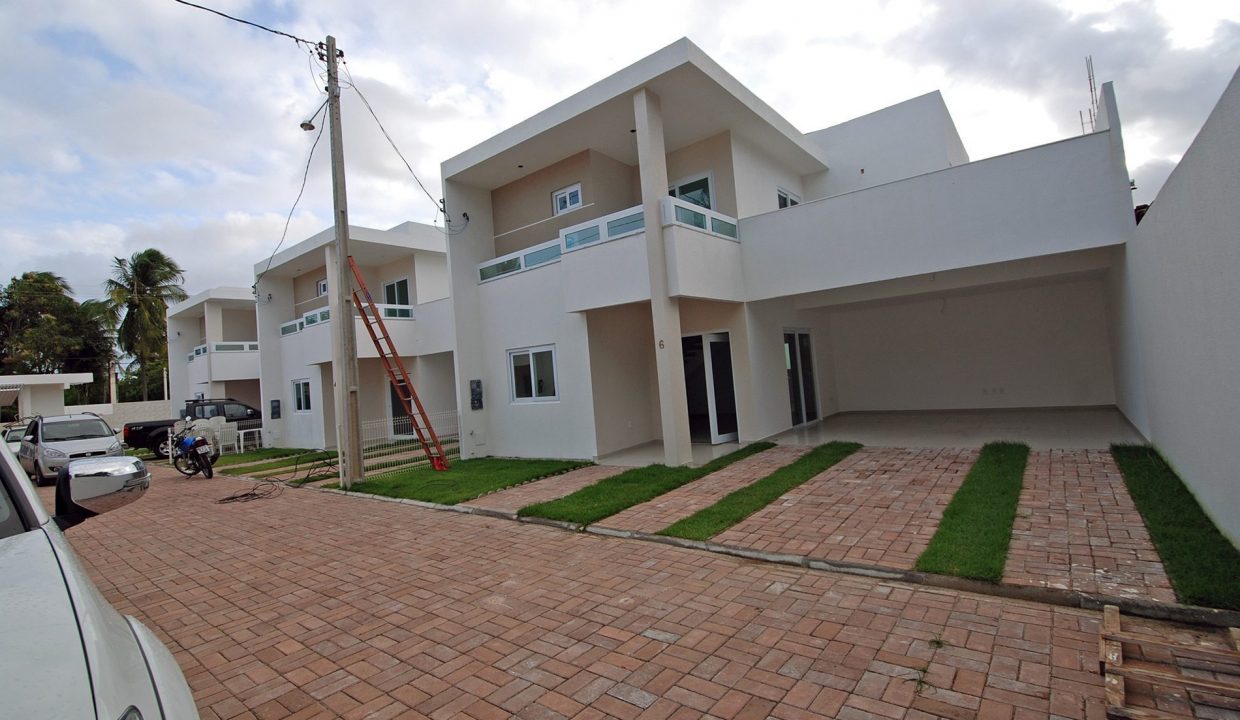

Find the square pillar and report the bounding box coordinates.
[634,88,693,466]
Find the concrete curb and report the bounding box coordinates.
[311,484,1240,628]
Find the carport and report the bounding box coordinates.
[0,373,95,419]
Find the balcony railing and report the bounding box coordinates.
[661,197,739,241]
[187,342,258,362]
[475,201,739,284]
[279,303,413,336]
[477,205,646,283]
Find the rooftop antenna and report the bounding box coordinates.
[1081,55,1099,133]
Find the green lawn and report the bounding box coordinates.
[340,457,589,505]
[518,442,775,526]
[214,447,314,467]
[1111,445,1240,610]
[915,442,1030,582]
[659,442,862,541]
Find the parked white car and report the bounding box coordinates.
[16,412,123,485]
[3,425,23,455]
[0,447,200,719]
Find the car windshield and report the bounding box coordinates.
[4,429,22,442]
[42,419,114,442]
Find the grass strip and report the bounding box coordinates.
[914,442,1030,582]
[342,457,589,505]
[659,442,862,541]
[1111,445,1240,610]
[214,447,312,467]
[518,442,775,526]
[221,451,337,476]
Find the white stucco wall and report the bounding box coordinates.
[587,303,660,456]
[1114,67,1240,544]
[804,91,969,200]
[742,131,1133,302]
[731,133,806,218]
[829,277,1116,412]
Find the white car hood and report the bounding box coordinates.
[44,437,117,455]
[0,529,95,718]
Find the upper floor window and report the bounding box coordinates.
[552,184,582,215]
[669,172,712,209]
[316,278,328,296]
[777,188,800,209]
[509,345,558,402]
[384,278,410,306]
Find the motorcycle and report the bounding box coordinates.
[170,418,217,479]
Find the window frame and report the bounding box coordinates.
[316,278,329,297]
[383,277,411,306]
[508,345,559,404]
[777,187,801,209]
[668,171,714,210]
[552,183,583,216]
[292,379,312,413]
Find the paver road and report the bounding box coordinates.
[59,465,1109,720]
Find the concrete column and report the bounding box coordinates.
[634,88,693,466]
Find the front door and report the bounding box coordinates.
[785,331,818,426]
[682,333,739,444]
[389,380,412,436]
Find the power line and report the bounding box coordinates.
[171,0,316,48]
[340,63,441,214]
[254,101,329,287]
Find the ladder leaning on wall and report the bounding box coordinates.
[347,256,450,471]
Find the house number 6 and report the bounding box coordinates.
[658,340,665,349]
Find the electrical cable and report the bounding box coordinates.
[215,449,338,503]
[340,63,441,214]
[253,100,328,288]
[171,0,316,48]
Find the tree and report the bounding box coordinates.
[104,249,188,402]
[0,273,117,404]
[0,272,86,374]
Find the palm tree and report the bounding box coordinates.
[104,249,188,401]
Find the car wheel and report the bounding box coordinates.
[154,431,172,460]
[34,462,52,487]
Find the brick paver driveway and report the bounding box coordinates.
[58,465,1111,719]
[713,448,977,569]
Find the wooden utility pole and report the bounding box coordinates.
[324,35,364,488]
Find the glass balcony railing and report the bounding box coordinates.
[477,205,646,283]
[661,197,739,240]
[188,342,258,361]
[280,303,413,337]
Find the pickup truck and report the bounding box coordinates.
[123,398,262,458]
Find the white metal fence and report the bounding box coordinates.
[358,409,460,476]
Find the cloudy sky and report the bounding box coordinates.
[4,0,1238,300]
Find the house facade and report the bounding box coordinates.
[441,38,1135,466]
[167,287,263,415]
[252,221,456,452]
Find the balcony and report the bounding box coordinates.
[279,302,430,363]
[476,205,646,284]
[185,341,260,384]
[660,197,744,302]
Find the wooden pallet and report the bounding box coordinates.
[1099,605,1240,719]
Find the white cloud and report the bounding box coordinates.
[2,0,1237,297]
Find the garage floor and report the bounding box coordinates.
[771,406,1146,450]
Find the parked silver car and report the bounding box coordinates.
[0,447,200,718]
[17,413,123,485]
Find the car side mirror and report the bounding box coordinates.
[185,416,193,423]
[23,435,32,442]
[55,456,150,531]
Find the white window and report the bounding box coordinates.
[552,184,582,215]
[668,172,712,209]
[292,379,311,412]
[509,345,558,402]
[383,278,410,306]
[316,278,328,296]
[777,188,800,209]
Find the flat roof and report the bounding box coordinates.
[253,221,447,281]
[442,38,829,190]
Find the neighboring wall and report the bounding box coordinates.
[1114,67,1240,545]
[829,277,1116,412]
[68,400,169,430]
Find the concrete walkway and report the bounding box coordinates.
[55,466,1117,720]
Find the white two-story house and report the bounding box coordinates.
[167,287,262,415]
[442,38,1135,466]
[253,221,456,451]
